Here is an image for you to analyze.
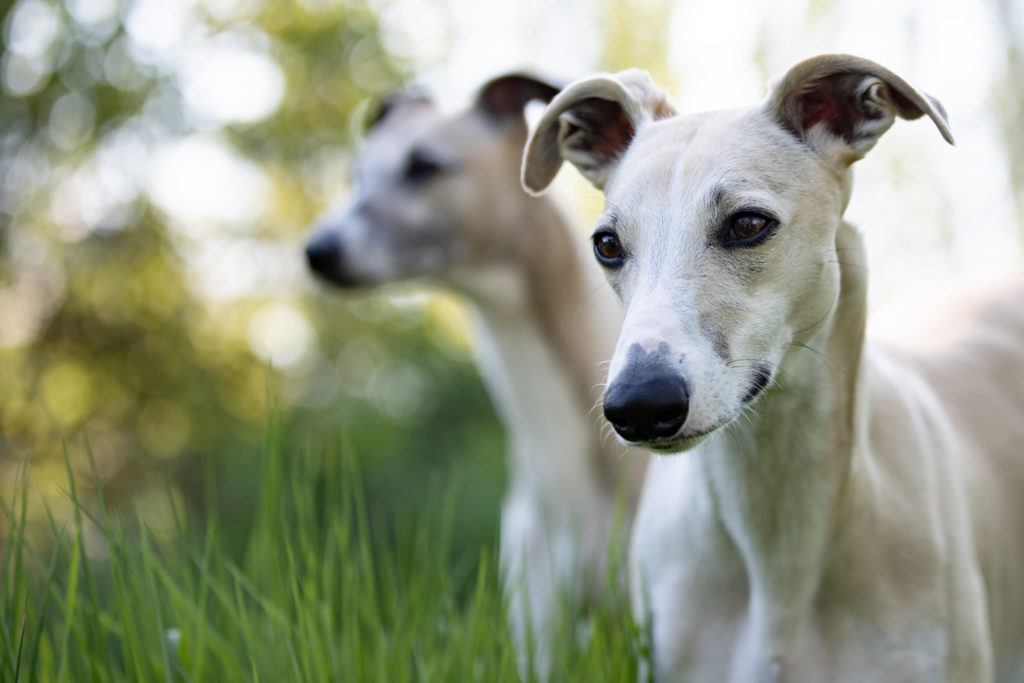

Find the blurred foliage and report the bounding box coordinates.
[0,0,505,557]
[600,0,670,85]
[993,0,1024,236]
[4,0,1024,573]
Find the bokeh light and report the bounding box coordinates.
[2,0,1023,566]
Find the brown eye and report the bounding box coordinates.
[726,212,777,246]
[593,232,624,267]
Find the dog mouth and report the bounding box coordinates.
[626,400,764,453]
[612,364,773,453]
[629,421,725,453]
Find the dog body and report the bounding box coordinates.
[523,56,1024,681]
[305,76,647,675]
[631,278,1024,682]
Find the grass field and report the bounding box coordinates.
[1,418,643,682]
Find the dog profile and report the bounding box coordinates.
[524,54,1024,681]
[305,74,648,676]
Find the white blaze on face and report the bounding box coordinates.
[609,284,689,373]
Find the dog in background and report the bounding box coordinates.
[305,73,649,677]
[523,55,1024,681]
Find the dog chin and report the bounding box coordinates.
[623,413,743,453]
[625,430,713,454]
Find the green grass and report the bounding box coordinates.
[0,423,643,682]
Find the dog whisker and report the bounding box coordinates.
[793,297,839,337]
[787,340,833,367]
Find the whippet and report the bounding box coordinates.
[304,74,648,675]
[522,55,1024,681]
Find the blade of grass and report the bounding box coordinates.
[22,527,62,683]
[8,459,31,671]
[13,594,28,683]
[0,459,28,677]
[54,521,80,683]
[189,513,217,680]
[61,442,108,672]
[81,435,147,679]
[139,522,174,683]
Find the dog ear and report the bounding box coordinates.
[764,54,954,167]
[522,69,677,194]
[367,92,433,131]
[474,73,561,125]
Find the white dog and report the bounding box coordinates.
[523,54,1024,681]
[305,74,648,677]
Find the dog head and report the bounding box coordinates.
[523,55,953,452]
[306,74,560,287]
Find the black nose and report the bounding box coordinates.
[305,232,349,285]
[604,371,689,443]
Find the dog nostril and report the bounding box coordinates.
[652,409,685,434]
[605,415,635,440]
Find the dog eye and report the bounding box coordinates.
[404,150,446,184]
[725,212,778,247]
[593,231,625,267]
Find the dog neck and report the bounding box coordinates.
[519,196,647,505]
[697,221,868,661]
[448,194,634,505]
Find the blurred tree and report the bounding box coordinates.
[600,0,671,84]
[992,0,1024,240]
[0,0,506,556]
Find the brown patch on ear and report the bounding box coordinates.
[561,98,636,165]
[798,79,855,140]
[793,73,898,143]
[768,55,954,165]
[475,73,561,123]
[600,107,636,162]
[522,69,675,194]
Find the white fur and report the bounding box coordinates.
[457,264,615,673]
[523,55,1024,681]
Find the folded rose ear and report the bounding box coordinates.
[765,54,954,167]
[521,69,677,194]
[473,73,561,126]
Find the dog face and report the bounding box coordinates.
[305,75,559,288]
[588,109,849,452]
[523,56,952,452]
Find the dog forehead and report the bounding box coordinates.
[360,112,436,173]
[607,107,821,219]
[368,109,512,173]
[606,113,705,192]
[434,111,514,157]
